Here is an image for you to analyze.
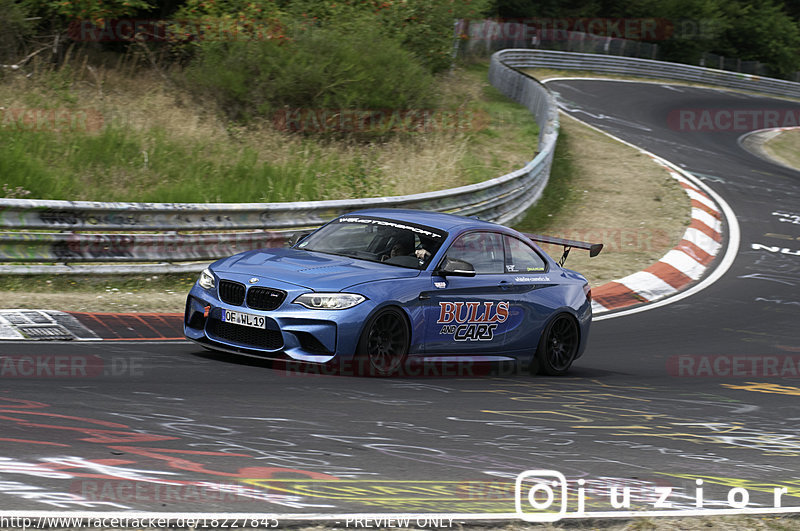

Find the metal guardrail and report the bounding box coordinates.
[0,50,559,273]
[497,49,800,99]
[0,231,289,262]
[6,49,799,274]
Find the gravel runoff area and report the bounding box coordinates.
[762,128,800,170]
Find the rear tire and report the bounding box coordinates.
[534,314,579,376]
[356,307,410,376]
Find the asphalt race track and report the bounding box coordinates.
[1,80,799,522]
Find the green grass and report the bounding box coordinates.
[457,62,540,184]
[0,126,388,203]
[513,127,576,233]
[764,129,800,170]
[0,59,538,204]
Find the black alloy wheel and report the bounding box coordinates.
[358,307,410,376]
[535,313,579,376]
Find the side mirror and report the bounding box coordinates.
[438,257,476,277]
[288,231,312,247]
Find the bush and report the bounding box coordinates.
[186,19,436,123]
[0,0,34,64]
[280,0,491,74]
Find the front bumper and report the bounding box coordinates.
[184,283,371,363]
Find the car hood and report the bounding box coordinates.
[212,247,421,291]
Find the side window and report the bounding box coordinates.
[504,236,547,273]
[445,232,505,274]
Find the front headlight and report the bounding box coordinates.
[293,293,366,310]
[198,268,215,290]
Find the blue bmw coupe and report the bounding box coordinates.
[185,209,600,376]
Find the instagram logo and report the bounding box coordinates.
[515,470,568,522]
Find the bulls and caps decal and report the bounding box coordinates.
[437,301,509,341]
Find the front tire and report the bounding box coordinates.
[534,313,579,376]
[357,307,410,376]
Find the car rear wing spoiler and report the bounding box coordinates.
[524,233,603,266]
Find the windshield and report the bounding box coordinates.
[296,215,448,269]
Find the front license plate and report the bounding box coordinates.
[221,309,266,329]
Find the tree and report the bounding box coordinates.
[716,0,800,77]
[0,0,35,63]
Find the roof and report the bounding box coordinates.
[348,208,503,233]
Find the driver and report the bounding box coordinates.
[382,240,413,261]
[415,235,435,261]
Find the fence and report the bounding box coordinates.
[496,49,800,99]
[457,20,659,60]
[700,52,770,77]
[457,19,799,80]
[0,51,559,274]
